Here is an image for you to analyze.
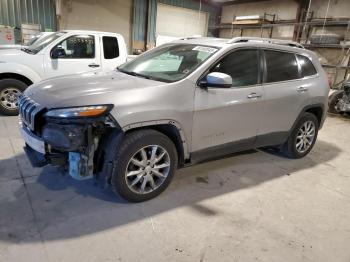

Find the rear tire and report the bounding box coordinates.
[328,90,344,114]
[281,112,319,159]
[0,79,27,116]
[110,129,178,202]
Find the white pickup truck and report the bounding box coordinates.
[0,30,127,115]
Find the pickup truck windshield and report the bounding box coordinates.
[26,34,42,46]
[25,32,67,54]
[118,44,219,82]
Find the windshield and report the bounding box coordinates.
[25,32,67,54]
[26,34,43,46]
[118,44,219,82]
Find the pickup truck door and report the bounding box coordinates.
[191,49,264,155]
[43,34,101,78]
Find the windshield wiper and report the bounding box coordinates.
[117,67,170,83]
[117,68,151,79]
[20,47,35,54]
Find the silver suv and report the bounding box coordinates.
[19,37,329,202]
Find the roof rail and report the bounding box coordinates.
[179,35,203,41]
[227,37,304,49]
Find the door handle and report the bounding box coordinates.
[88,63,100,68]
[297,86,308,92]
[247,93,262,99]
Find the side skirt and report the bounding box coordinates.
[188,131,289,165]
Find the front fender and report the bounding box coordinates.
[121,119,190,160]
[0,62,42,83]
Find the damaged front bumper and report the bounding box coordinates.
[20,122,79,168]
[20,117,119,181]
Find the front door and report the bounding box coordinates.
[191,49,264,154]
[44,34,101,78]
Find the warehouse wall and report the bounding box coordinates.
[219,0,298,39]
[132,0,220,52]
[157,0,219,33]
[305,0,350,85]
[0,0,56,31]
[58,0,132,51]
[310,0,350,19]
[307,0,350,37]
[220,0,298,23]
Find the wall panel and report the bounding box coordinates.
[0,0,56,31]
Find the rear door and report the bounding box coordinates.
[191,48,264,152]
[101,35,126,70]
[257,49,309,144]
[44,34,101,78]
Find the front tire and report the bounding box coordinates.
[0,79,28,116]
[111,129,178,202]
[281,112,319,159]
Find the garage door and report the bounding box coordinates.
[156,4,209,38]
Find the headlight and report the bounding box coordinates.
[45,105,112,118]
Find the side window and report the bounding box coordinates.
[264,50,299,83]
[297,55,317,77]
[211,49,259,87]
[103,36,119,59]
[52,35,95,59]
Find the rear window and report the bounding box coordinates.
[264,50,299,83]
[103,36,119,59]
[297,55,317,77]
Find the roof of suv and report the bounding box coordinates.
[172,37,306,53]
[172,37,229,47]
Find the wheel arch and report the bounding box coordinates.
[305,106,323,126]
[0,72,34,86]
[122,120,189,167]
[0,62,41,85]
[290,103,325,135]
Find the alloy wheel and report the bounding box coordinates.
[295,120,316,154]
[125,145,171,194]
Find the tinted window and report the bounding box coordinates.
[53,35,95,59]
[264,50,299,83]
[211,49,259,87]
[103,36,119,59]
[297,55,317,77]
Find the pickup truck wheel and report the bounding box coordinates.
[111,129,178,202]
[0,79,27,116]
[281,112,319,159]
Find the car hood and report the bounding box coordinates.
[0,48,30,62]
[0,44,23,50]
[25,70,166,108]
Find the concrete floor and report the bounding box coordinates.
[0,115,350,262]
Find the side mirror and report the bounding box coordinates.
[201,72,232,88]
[51,46,66,59]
